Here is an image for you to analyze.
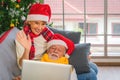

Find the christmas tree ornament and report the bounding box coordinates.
[0,1,4,7]
[27,3,32,9]
[10,23,15,28]
[11,0,16,2]
[21,16,26,21]
[17,0,21,3]
[16,4,20,8]
[15,19,19,25]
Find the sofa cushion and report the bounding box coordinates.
[0,27,21,80]
[48,27,81,44]
[69,43,91,74]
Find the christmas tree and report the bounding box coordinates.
[0,0,43,34]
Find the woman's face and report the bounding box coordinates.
[28,21,46,35]
[47,45,67,60]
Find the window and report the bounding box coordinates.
[79,23,97,35]
[87,23,97,35]
[112,23,120,35]
[45,0,120,57]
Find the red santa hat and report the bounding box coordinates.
[26,3,51,22]
[47,34,75,58]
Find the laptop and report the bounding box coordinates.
[21,60,72,80]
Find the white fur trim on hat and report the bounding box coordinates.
[27,15,49,22]
[47,40,68,49]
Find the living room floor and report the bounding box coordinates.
[97,66,120,80]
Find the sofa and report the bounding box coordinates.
[0,27,98,80]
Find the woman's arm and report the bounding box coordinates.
[19,48,30,67]
[16,30,31,68]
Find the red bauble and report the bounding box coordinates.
[17,0,21,3]
[0,1,4,6]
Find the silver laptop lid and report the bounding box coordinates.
[21,60,72,80]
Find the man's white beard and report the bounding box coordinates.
[48,52,59,60]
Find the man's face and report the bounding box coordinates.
[47,45,67,60]
[28,21,46,35]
